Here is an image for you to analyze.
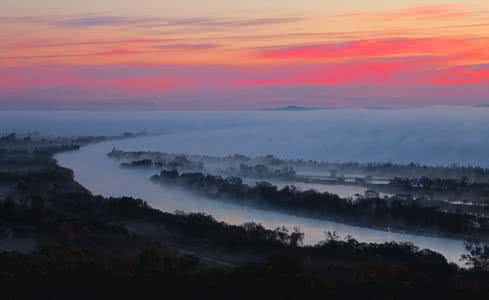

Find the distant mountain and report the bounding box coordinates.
[474,104,489,108]
[363,106,394,110]
[262,105,320,111]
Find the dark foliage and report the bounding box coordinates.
[151,170,489,236]
[0,247,488,300]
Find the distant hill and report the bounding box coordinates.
[474,104,489,108]
[262,105,320,111]
[363,106,394,110]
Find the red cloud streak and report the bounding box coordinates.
[256,38,482,60]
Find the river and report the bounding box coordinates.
[56,135,467,264]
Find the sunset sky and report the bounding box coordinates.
[1,0,488,110]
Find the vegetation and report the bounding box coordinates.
[349,161,489,181]
[461,241,489,271]
[151,170,489,237]
[1,246,487,300]
[227,163,296,179]
[120,159,154,168]
[390,176,489,198]
[108,150,489,183]
[109,149,204,171]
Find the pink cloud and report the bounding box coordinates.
[426,65,489,85]
[256,38,469,60]
[234,57,441,87]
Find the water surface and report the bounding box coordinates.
[56,136,467,264]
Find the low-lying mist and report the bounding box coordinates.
[5,107,486,166]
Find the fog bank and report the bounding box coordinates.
[3,106,489,166]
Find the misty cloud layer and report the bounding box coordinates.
[3,107,489,166]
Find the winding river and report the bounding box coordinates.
[56,135,467,264]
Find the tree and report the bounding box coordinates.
[460,241,489,271]
[273,226,289,244]
[289,227,304,247]
[325,231,340,242]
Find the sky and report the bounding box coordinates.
[1,0,488,110]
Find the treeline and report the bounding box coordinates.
[110,152,204,172]
[120,159,154,168]
[108,149,489,183]
[151,170,489,237]
[33,144,80,155]
[221,164,296,180]
[316,161,489,182]
[1,245,488,300]
[226,154,489,182]
[0,144,80,157]
[391,176,489,194]
[252,156,489,182]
